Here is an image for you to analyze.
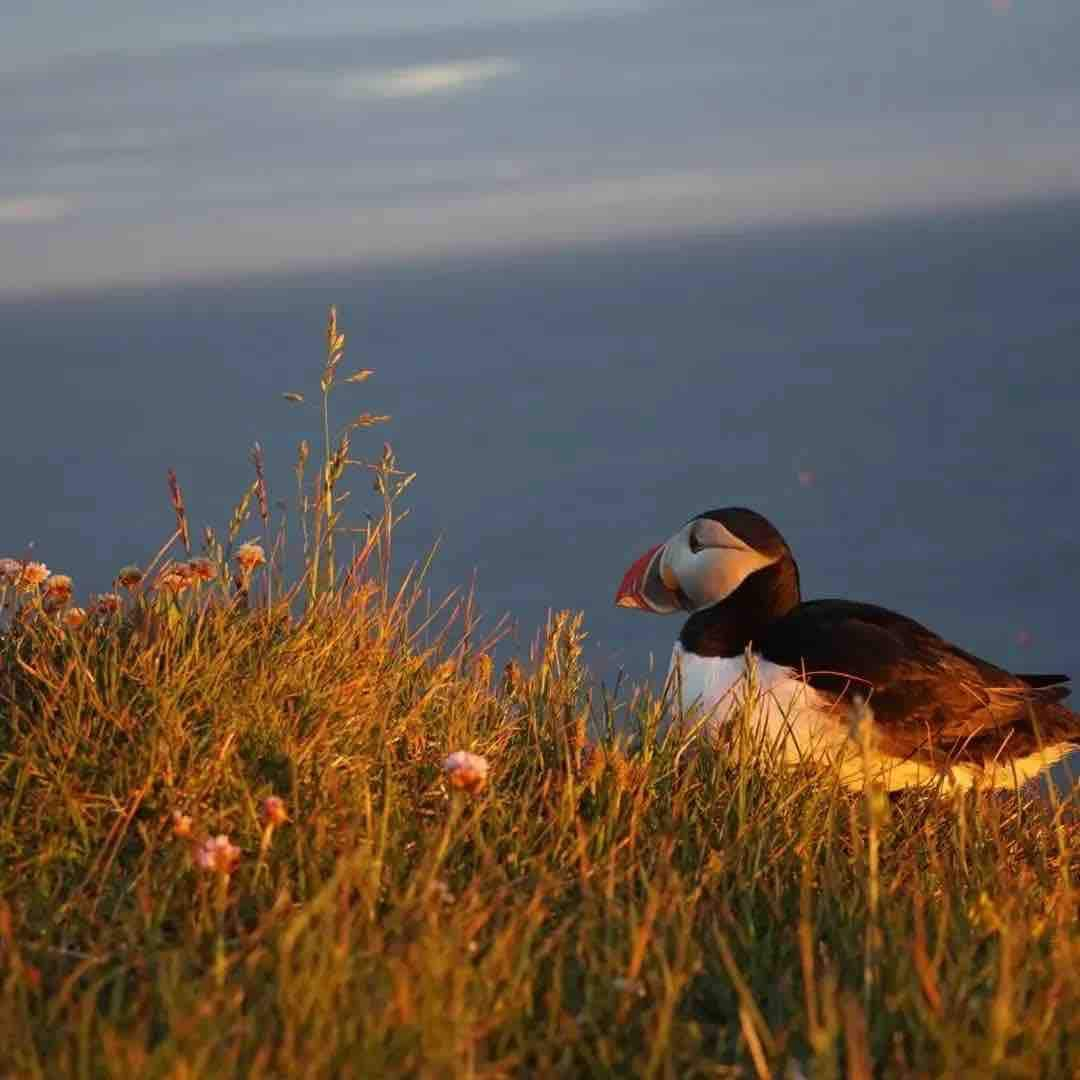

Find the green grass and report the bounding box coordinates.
[1,310,1076,1078]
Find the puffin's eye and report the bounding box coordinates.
[688,528,703,554]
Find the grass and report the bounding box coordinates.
[1,310,1077,1078]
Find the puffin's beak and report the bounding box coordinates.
[615,543,681,612]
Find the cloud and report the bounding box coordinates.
[334,58,520,100]
[5,149,1080,295]
[0,196,73,224]
[2,2,1079,292]
[39,129,165,155]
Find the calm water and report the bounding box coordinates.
[3,200,1080,704]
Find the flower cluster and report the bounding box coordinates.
[94,593,122,617]
[63,607,88,629]
[262,795,288,827]
[1,559,51,590]
[155,565,194,595]
[43,574,73,608]
[195,834,241,875]
[234,543,266,575]
[153,557,223,596]
[2,560,84,620]
[188,557,216,582]
[443,750,490,795]
[18,561,50,588]
[116,566,144,590]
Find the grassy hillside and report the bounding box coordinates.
[1,311,1076,1078]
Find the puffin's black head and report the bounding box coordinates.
[697,507,793,565]
[615,506,801,616]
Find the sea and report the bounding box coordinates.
[3,198,1080,751]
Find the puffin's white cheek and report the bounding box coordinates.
[678,548,774,611]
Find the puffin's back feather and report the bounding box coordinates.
[756,600,1079,768]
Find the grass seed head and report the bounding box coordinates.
[167,468,190,553]
[607,748,632,790]
[471,653,494,687]
[502,660,526,699]
[0,557,21,583]
[580,743,606,786]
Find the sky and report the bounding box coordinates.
[3,0,1079,295]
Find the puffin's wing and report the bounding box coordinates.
[758,600,1074,761]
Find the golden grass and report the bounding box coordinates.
[0,309,1076,1077]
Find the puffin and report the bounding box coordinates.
[615,507,1079,791]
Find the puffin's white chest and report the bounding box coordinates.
[666,643,848,763]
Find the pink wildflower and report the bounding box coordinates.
[262,796,288,827]
[18,562,49,588]
[233,543,266,574]
[195,834,241,875]
[443,750,490,795]
[43,574,74,606]
[154,567,192,595]
[188,557,216,582]
[95,593,122,616]
[116,566,144,590]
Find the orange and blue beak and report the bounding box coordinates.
[615,543,684,613]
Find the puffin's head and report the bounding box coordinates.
[615,507,798,615]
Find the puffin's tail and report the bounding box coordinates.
[1017,672,1070,696]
